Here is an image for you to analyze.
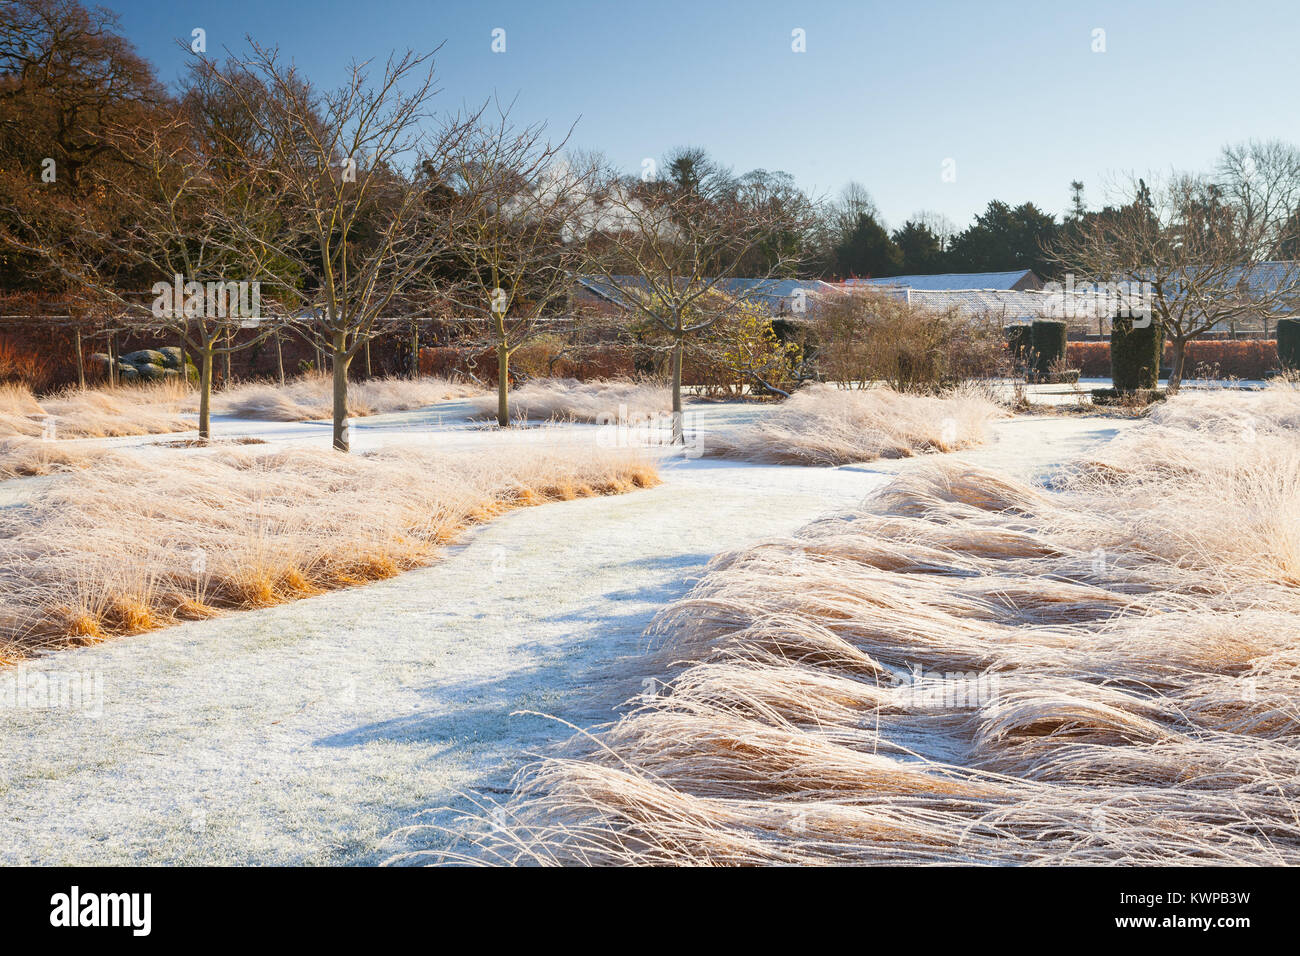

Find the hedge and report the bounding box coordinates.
[1278,319,1300,369]
[1110,318,1163,391]
[1029,320,1068,378]
[1067,340,1281,380]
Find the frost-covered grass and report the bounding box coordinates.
[0,404,1142,865]
[0,380,192,439]
[469,378,671,423]
[0,437,119,478]
[0,373,484,441]
[208,373,482,421]
[0,441,657,663]
[1145,376,1300,433]
[704,383,1004,465]
[430,387,1300,866]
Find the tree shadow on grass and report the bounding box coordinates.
[311,550,718,757]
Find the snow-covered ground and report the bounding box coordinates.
[982,376,1269,407]
[0,398,1138,865]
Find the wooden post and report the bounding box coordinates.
[364,337,372,378]
[410,319,420,379]
[275,330,285,385]
[73,326,86,389]
[224,327,233,384]
[179,323,189,383]
[107,331,117,387]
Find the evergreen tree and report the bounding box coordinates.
[891,220,945,274]
[1069,181,1087,220]
[834,212,902,277]
[946,200,1059,277]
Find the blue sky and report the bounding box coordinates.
[105,0,1300,230]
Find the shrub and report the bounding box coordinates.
[510,333,573,379]
[690,307,802,398]
[1277,319,1300,370]
[812,291,1008,390]
[1111,316,1163,391]
[1006,325,1031,366]
[0,334,57,391]
[419,345,636,383]
[1028,320,1067,380]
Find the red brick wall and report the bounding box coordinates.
[0,323,421,392]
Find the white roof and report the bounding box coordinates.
[848,270,1036,291]
[817,286,1134,327]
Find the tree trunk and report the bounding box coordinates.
[496,342,510,427]
[670,335,684,445]
[74,328,85,389]
[198,347,214,441]
[1167,337,1186,393]
[107,332,117,387]
[364,337,373,378]
[275,331,285,386]
[224,329,233,384]
[332,332,351,452]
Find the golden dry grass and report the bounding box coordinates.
[468,379,671,424]
[0,380,192,439]
[209,373,482,421]
[0,373,482,441]
[0,437,121,478]
[412,385,1300,866]
[704,383,1005,465]
[0,442,657,664]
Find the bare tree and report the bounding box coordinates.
[831,181,880,237]
[1217,140,1300,248]
[1052,169,1300,391]
[126,108,287,437]
[7,104,280,438]
[202,43,472,451]
[0,0,165,189]
[909,209,958,251]
[582,159,811,441]
[444,107,588,426]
